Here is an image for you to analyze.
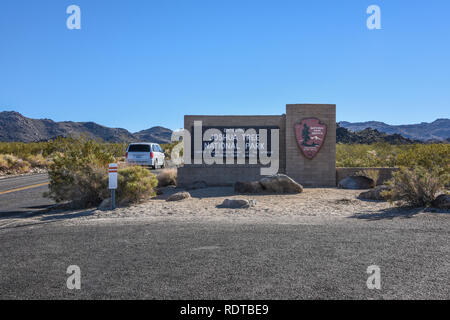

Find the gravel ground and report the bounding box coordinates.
[73,186,449,222]
[0,212,449,299]
[0,187,449,299]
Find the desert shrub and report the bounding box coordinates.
[336,143,450,171]
[383,166,449,207]
[0,154,31,174]
[0,155,7,171]
[23,154,48,168]
[45,139,113,208]
[396,144,449,174]
[356,169,380,185]
[157,168,177,187]
[336,143,398,167]
[117,166,158,205]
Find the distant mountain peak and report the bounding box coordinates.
[0,111,173,144]
[339,119,450,141]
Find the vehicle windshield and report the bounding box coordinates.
[128,144,151,152]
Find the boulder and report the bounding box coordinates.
[219,199,257,209]
[432,194,450,209]
[358,185,391,201]
[338,176,375,190]
[98,198,111,211]
[166,191,191,202]
[259,174,303,194]
[235,181,264,194]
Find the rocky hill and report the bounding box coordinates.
[336,124,421,144]
[339,119,450,141]
[0,111,172,144]
[1,111,448,144]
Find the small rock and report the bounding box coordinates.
[235,181,263,193]
[358,185,391,201]
[338,176,375,190]
[220,198,256,209]
[166,191,191,202]
[98,198,111,211]
[248,199,257,207]
[259,174,303,193]
[432,194,450,209]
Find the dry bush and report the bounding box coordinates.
[157,168,177,187]
[383,166,448,207]
[0,155,8,172]
[117,166,158,205]
[23,154,48,169]
[0,154,31,174]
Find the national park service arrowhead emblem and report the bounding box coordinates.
[294,118,327,159]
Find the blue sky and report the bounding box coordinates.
[1,0,449,132]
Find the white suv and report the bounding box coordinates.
[125,143,165,169]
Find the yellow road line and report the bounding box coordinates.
[0,182,49,195]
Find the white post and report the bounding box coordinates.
[108,163,118,210]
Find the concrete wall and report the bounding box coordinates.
[178,165,264,187]
[336,167,398,186]
[285,104,336,187]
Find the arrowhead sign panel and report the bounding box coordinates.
[294,118,327,159]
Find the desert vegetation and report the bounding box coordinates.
[42,138,158,208]
[337,144,449,207]
[1,140,448,174]
[157,168,177,187]
[382,167,448,207]
[1,139,448,209]
[0,138,180,175]
[336,143,449,170]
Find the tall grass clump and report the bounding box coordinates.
[0,154,31,174]
[157,168,177,187]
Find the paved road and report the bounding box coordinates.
[0,214,449,299]
[0,174,53,219]
[0,168,166,219]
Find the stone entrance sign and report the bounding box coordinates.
[178,104,336,187]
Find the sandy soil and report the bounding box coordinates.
[1,186,448,231]
[86,186,444,221]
